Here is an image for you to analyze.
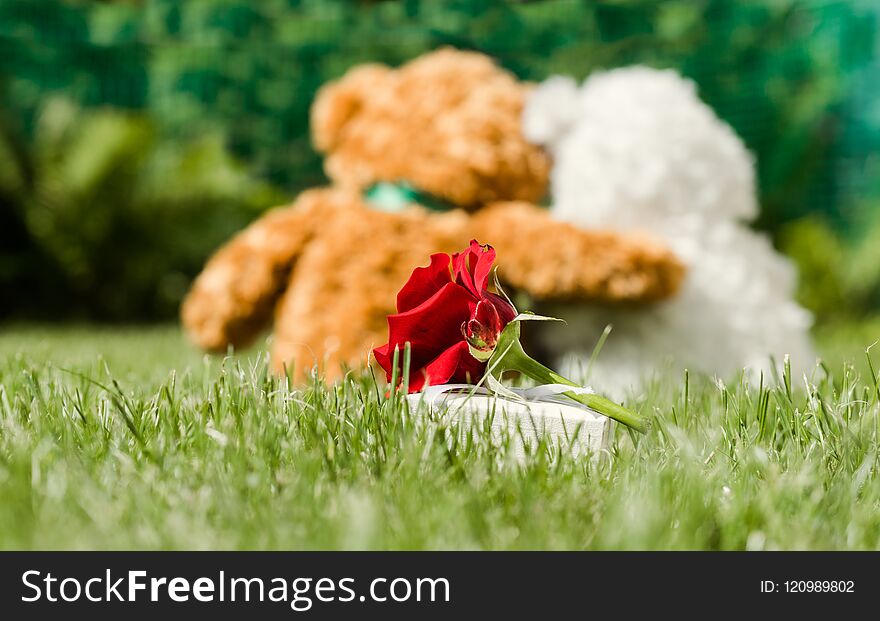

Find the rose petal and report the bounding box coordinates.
[474,299,502,334]
[372,343,392,377]
[484,291,517,325]
[375,338,485,391]
[386,281,477,371]
[452,240,496,297]
[451,248,476,296]
[471,241,496,293]
[407,341,486,392]
[396,252,453,313]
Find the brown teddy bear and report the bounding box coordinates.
[181,49,685,381]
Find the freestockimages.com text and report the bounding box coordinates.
[21,570,451,611]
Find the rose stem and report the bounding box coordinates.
[497,335,649,433]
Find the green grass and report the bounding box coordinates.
[1,323,880,550]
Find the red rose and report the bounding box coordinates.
[374,240,517,392]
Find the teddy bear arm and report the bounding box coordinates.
[181,196,324,352]
[472,202,686,303]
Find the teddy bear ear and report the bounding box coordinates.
[522,76,581,151]
[311,64,391,153]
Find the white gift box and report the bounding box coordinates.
[406,385,611,460]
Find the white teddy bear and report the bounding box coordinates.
[523,67,815,391]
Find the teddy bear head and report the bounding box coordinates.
[523,67,756,237]
[311,48,551,210]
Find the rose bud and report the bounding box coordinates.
[462,296,516,361]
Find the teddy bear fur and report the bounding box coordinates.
[523,67,815,391]
[181,49,686,381]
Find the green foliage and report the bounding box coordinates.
[779,217,849,322]
[1,0,878,319]
[0,99,283,320]
[782,209,880,324]
[845,210,880,313]
[0,324,879,549]
[2,0,876,222]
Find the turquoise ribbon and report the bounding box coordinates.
[364,181,457,213]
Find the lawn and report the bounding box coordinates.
[1,323,879,550]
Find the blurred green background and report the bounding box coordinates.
[1,0,879,327]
